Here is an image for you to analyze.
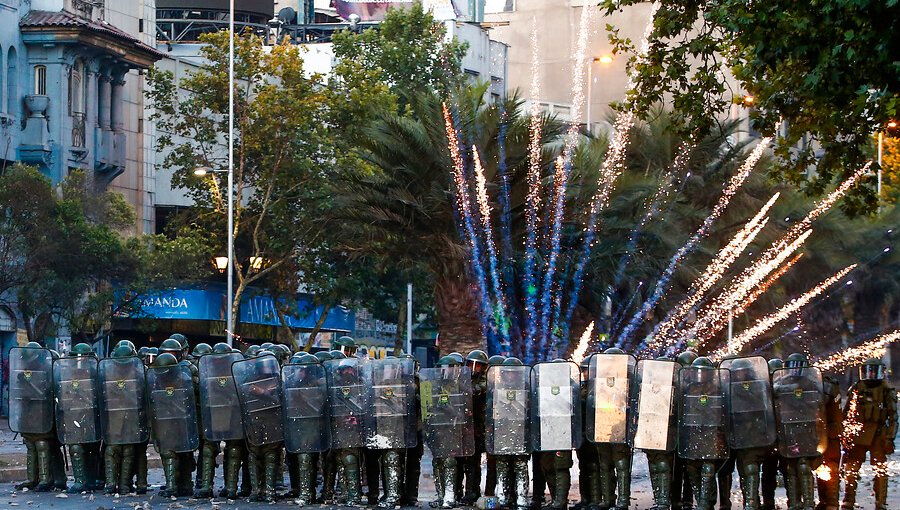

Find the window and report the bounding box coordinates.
[69,61,85,114]
[33,65,46,95]
[6,47,16,114]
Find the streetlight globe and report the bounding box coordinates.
[598,55,613,64]
[193,166,211,177]
[888,120,898,129]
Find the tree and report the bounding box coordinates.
[147,31,335,335]
[0,165,209,343]
[601,0,899,216]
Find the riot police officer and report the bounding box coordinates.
[771,353,823,510]
[282,353,329,505]
[720,356,777,510]
[488,357,531,510]
[588,348,635,510]
[54,343,103,493]
[678,357,729,510]
[11,343,66,492]
[816,371,842,510]
[672,351,697,510]
[841,358,897,510]
[461,349,489,505]
[631,356,679,510]
[760,358,786,510]
[335,336,358,357]
[325,356,367,505]
[532,359,581,510]
[147,352,200,498]
[486,354,507,499]
[99,343,149,495]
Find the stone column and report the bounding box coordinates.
[110,72,126,133]
[98,72,111,131]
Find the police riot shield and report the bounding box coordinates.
[629,359,677,452]
[232,355,285,447]
[530,361,581,452]
[53,356,100,445]
[772,366,825,458]
[9,346,54,434]
[677,366,729,460]
[363,357,417,449]
[324,357,367,449]
[147,363,199,453]
[99,357,149,445]
[586,353,636,444]
[420,367,474,458]
[486,364,531,455]
[198,352,244,441]
[282,363,330,453]
[720,356,776,450]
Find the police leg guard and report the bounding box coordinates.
[552,455,573,510]
[103,445,120,494]
[815,459,839,510]
[513,455,530,510]
[195,441,217,498]
[34,440,53,492]
[342,449,362,505]
[221,443,241,499]
[176,452,196,497]
[696,462,716,510]
[737,453,761,510]
[596,446,614,510]
[379,449,402,508]
[431,457,446,508]
[441,457,459,509]
[194,442,205,490]
[402,444,423,506]
[160,455,178,497]
[296,453,314,506]
[323,449,338,503]
[783,460,801,510]
[839,457,860,510]
[135,442,148,494]
[613,449,631,509]
[247,450,262,501]
[261,450,279,502]
[119,445,135,494]
[286,452,301,498]
[275,449,286,492]
[718,455,735,510]
[496,457,510,508]
[796,458,815,510]
[462,452,483,504]
[50,439,68,490]
[647,453,671,510]
[873,468,888,510]
[17,438,38,490]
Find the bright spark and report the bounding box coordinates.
[571,321,594,366]
[816,331,900,372]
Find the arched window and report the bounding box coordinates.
[6,47,16,115]
[33,65,47,95]
[69,60,85,114]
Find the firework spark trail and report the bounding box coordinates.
[611,142,693,294]
[816,331,900,372]
[542,5,595,356]
[622,137,771,350]
[570,321,595,366]
[443,104,497,350]
[472,147,510,346]
[684,230,812,349]
[561,5,661,348]
[712,264,857,357]
[734,253,804,314]
[540,156,572,357]
[841,391,862,452]
[650,192,780,349]
[522,23,543,357]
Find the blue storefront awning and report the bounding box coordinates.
[119,285,354,333]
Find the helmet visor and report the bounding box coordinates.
[860,364,884,381]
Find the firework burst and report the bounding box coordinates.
[816,331,900,372]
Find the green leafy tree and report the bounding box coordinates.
[601,0,899,216]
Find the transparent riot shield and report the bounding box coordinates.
[147,363,199,453]
[282,363,330,453]
[232,355,285,447]
[585,353,636,444]
[677,366,729,461]
[363,357,417,449]
[486,364,531,455]
[99,357,149,445]
[530,361,581,452]
[720,356,776,450]
[324,357,367,449]
[420,366,475,458]
[629,359,677,452]
[9,346,54,434]
[198,352,244,441]
[53,356,100,445]
[772,366,824,458]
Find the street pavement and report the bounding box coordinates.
[0,418,896,509]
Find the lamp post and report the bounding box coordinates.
[586,55,613,134]
[194,164,234,345]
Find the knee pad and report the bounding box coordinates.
[342,452,359,470]
[35,440,50,453]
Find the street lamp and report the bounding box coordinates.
[586,55,613,134]
[213,256,229,273]
[193,166,226,177]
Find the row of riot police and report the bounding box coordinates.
[9,338,897,510]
